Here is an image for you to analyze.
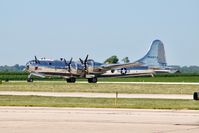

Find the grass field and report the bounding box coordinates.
[0,81,199,94]
[1,72,199,82]
[98,76,199,82]
[1,73,199,110]
[0,95,198,110]
[0,80,198,110]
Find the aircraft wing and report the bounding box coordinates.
[100,61,143,70]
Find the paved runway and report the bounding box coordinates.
[0,107,199,133]
[0,91,193,99]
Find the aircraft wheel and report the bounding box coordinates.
[88,77,97,83]
[70,77,76,83]
[66,77,76,83]
[27,78,33,82]
[193,92,199,100]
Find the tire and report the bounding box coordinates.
[27,78,33,82]
[67,77,76,83]
[88,77,97,83]
[193,92,199,100]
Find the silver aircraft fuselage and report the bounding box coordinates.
[25,58,150,83]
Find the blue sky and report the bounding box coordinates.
[0,0,198,66]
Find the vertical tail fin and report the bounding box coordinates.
[137,40,167,67]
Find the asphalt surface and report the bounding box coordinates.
[0,91,193,99]
[0,107,199,133]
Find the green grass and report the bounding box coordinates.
[81,74,199,82]
[98,75,199,82]
[0,81,198,94]
[0,95,198,110]
[1,72,199,82]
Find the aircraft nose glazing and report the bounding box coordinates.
[26,65,29,70]
[25,62,31,71]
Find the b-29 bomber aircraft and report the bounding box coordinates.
[25,55,142,83]
[25,40,176,83]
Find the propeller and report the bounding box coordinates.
[79,55,89,76]
[68,58,73,72]
[64,58,73,73]
[34,56,40,64]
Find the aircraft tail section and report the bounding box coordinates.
[137,40,167,67]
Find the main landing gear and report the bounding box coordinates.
[27,78,33,82]
[66,77,76,83]
[66,76,97,83]
[88,77,97,83]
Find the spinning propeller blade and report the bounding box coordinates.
[79,55,89,77]
[64,58,73,72]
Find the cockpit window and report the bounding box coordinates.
[29,60,36,64]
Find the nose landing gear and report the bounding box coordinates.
[27,74,33,82]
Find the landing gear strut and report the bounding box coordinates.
[66,77,76,83]
[88,77,97,83]
[27,74,33,82]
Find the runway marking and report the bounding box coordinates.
[0,91,193,99]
